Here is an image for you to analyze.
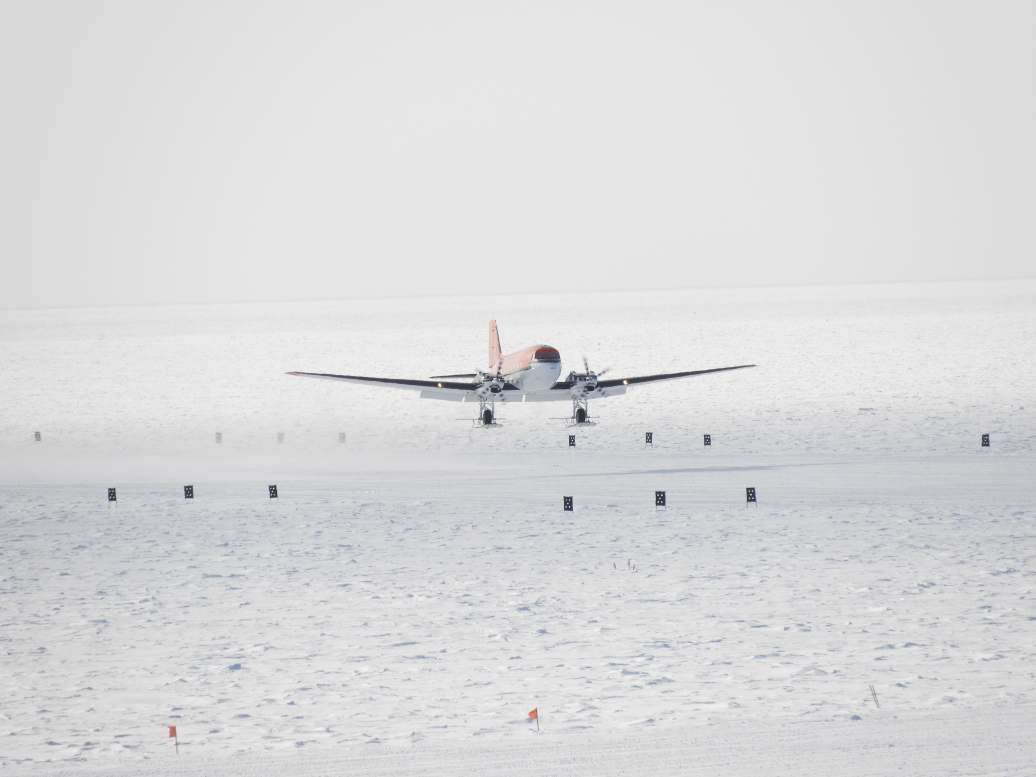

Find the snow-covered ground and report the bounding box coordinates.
[2,281,1035,774]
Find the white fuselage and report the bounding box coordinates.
[504,357,563,393]
[496,344,563,393]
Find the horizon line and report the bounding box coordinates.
[3,273,1035,314]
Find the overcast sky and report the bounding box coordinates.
[1,1,1033,309]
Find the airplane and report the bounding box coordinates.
[288,320,754,426]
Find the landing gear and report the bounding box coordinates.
[572,398,591,425]
[476,398,498,426]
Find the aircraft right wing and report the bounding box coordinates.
[287,371,476,390]
[286,371,523,402]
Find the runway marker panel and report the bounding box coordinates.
[655,490,666,508]
[34,431,41,442]
[645,432,653,445]
[215,432,222,444]
[746,487,757,505]
[568,435,575,448]
[107,488,117,503]
[268,484,279,499]
[183,485,194,500]
[981,433,990,448]
[563,496,573,512]
[704,434,711,446]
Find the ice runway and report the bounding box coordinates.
[2,281,1035,773]
[2,451,1035,773]
[13,704,1036,777]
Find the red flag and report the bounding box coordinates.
[168,726,177,738]
[528,707,538,720]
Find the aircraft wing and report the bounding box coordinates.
[286,371,523,402]
[288,363,755,403]
[595,363,756,388]
[520,384,628,401]
[522,363,756,401]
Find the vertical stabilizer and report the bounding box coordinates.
[488,320,502,371]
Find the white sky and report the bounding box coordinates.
[1,1,1033,309]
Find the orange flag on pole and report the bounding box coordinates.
[168,726,177,738]
[528,708,538,720]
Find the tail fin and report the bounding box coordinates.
[488,320,502,371]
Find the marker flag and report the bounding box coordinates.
[168,725,177,738]
[528,707,538,720]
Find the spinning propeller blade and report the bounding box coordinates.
[579,356,608,380]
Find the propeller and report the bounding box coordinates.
[580,356,611,380]
[475,359,506,394]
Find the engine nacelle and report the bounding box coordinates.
[477,374,505,397]
[567,371,597,395]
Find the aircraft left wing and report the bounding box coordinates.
[521,364,755,401]
[595,363,756,388]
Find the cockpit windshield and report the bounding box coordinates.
[534,346,561,362]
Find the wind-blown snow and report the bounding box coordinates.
[1,281,1034,774]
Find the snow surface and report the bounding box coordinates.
[1,281,1035,774]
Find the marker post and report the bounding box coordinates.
[528,706,539,731]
